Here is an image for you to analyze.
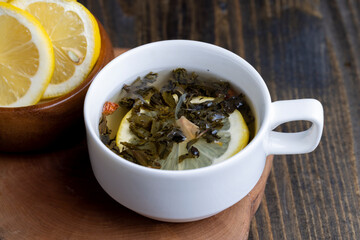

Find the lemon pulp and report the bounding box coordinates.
[0,2,54,107]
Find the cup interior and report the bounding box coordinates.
[85,40,271,162]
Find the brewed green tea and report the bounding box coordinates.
[99,68,255,170]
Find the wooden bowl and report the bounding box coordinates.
[0,21,114,152]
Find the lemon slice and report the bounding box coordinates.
[116,97,249,170]
[11,0,101,98]
[0,3,54,107]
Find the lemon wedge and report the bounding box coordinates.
[116,97,249,170]
[0,3,54,107]
[11,0,101,98]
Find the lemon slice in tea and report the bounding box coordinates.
[0,3,54,107]
[11,0,101,98]
[116,96,249,170]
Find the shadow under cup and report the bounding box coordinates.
[84,40,322,222]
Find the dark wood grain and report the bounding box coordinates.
[75,0,360,239]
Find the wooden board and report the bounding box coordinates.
[0,49,273,240]
[0,139,273,240]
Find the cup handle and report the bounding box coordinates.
[266,99,324,155]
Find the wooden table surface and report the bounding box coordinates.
[80,0,360,239]
[1,0,359,239]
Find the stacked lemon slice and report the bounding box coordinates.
[0,0,100,107]
[0,3,54,106]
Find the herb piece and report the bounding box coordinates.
[118,98,135,109]
[174,93,187,119]
[121,72,158,100]
[102,101,119,115]
[179,146,200,162]
[99,114,111,145]
[161,91,176,108]
[176,116,199,140]
[167,128,186,143]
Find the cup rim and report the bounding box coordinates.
[84,40,272,176]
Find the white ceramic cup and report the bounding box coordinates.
[84,40,323,222]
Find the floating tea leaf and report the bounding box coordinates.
[99,68,255,170]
